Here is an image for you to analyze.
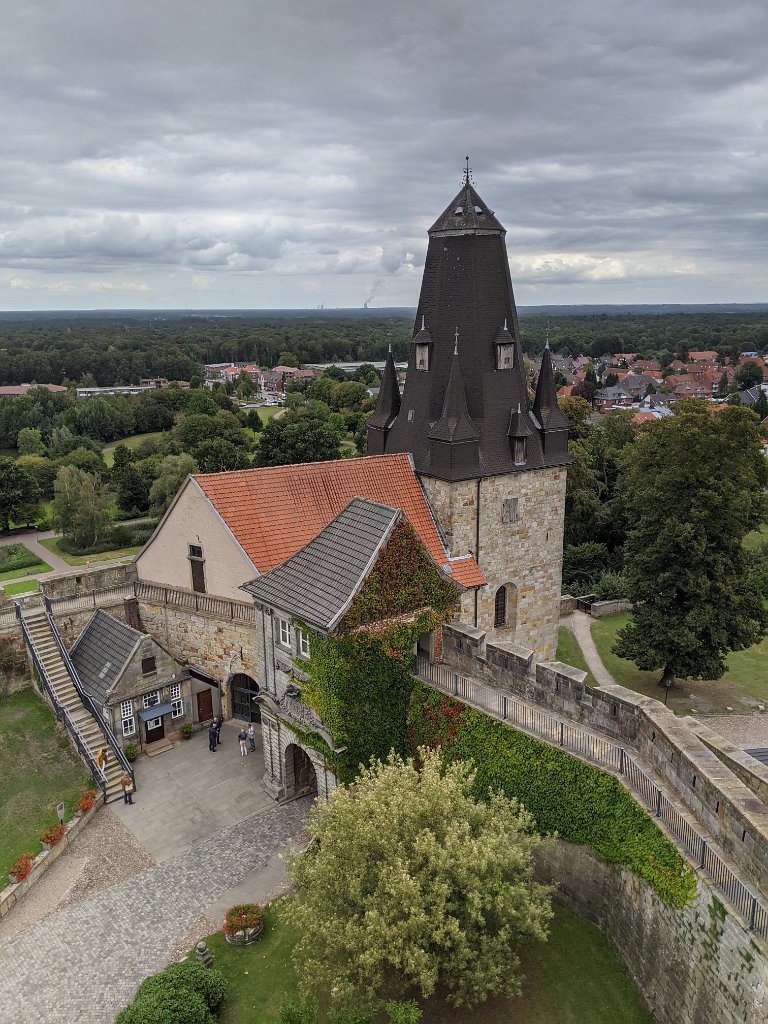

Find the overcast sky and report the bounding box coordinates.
[1,0,765,311]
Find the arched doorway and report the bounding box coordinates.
[231,673,261,722]
[288,744,318,797]
[494,582,518,631]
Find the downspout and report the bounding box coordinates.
[260,605,269,695]
[474,478,481,628]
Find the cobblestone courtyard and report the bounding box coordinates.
[0,723,311,1024]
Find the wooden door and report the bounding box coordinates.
[145,716,164,743]
[196,689,213,722]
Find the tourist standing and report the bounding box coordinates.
[208,720,217,752]
[247,722,256,752]
[238,728,248,757]
[215,716,223,745]
[120,774,134,805]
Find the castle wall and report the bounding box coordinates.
[421,465,566,660]
[537,840,767,1024]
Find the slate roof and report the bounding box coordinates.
[193,453,485,588]
[70,610,143,704]
[240,498,403,631]
[383,181,569,480]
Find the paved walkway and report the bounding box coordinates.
[0,722,312,1024]
[560,610,617,686]
[0,528,136,583]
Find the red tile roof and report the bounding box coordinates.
[194,454,485,589]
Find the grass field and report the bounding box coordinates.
[0,690,89,890]
[38,536,143,566]
[2,579,39,596]
[556,627,597,687]
[204,901,651,1024]
[591,612,768,714]
[0,559,52,582]
[102,432,164,467]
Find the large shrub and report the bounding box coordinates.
[0,543,41,572]
[116,961,226,1023]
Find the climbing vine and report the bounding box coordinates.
[293,518,459,783]
[407,682,697,908]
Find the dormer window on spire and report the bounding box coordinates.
[413,315,433,371]
[495,318,515,370]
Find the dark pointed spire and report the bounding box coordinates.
[507,402,532,439]
[533,346,568,430]
[366,348,401,454]
[428,342,480,444]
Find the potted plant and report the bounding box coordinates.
[180,723,194,740]
[124,743,139,762]
[223,903,265,946]
[39,824,66,849]
[8,852,35,884]
[74,789,97,816]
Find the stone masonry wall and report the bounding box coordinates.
[441,621,768,894]
[420,465,566,661]
[537,840,768,1024]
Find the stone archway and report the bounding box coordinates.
[231,672,261,722]
[286,743,318,798]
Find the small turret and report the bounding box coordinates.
[507,402,533,466]
[427,334,480,478]
[532,342,569,459]
[366,347,401,455]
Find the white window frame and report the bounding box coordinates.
[145,716,161,730]
[121,716,136,737]
[277,618,292,649]
[120,700,133,720]
[296,628,310,659]
[143,690,160,709]
[171,698,184,719]
[168,682,181,701]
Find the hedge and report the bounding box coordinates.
[407,682,696,908]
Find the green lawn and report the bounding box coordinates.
[256,407,281,425]
[0,690,90,890]
[744,521,768,552]
[556,627,597,688]
[592,612,768,714]
[203,901,651,1024]
[3,579,39,596]
[0,559,52,582]
[102,432,164,467]
[38,536,143,566]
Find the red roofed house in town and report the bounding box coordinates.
[0,383,68,398]
[689,351,719,363]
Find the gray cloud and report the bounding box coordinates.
[0,0,765,308]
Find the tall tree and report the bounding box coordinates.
[53,466,112,550]
[255,408,345,467]
[734,361,764,391]
[285,748,551,1015]
[614,403,768,686]
[0,458,41,530]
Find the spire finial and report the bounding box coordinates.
[388,341,392,354]
[464,156,470,186]
[504,317,508,332]
[454,326,459,356]
[421,314,426,330]
[545,325,550,351]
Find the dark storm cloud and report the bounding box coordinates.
[0,0,764,307]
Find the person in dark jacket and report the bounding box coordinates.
[215,716,223,745]
[208,720,217,752]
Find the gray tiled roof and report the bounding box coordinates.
[240,497,400,632]
[70,610,143,704]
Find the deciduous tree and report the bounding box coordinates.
[614,403,768,686]
[53,466,112,550]
[285,748,552,1015]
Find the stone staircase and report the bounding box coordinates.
[19,607,130,803]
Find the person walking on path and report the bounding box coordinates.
[208,720,218,753]
[238,728,248,757]
[247,723,256,752]
[120,774,134,805]
[215,716,223,745]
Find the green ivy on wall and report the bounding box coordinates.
[293,517,460,784]
[407,682,697,908]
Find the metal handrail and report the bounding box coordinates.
[16,606,108,798]
[42,598,135,784]
[413,655,767,939]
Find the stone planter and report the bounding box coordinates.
[224,920,264,946]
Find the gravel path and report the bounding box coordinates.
[559,610,617,686]
[694,715,768,750]
[0,797,311,1024]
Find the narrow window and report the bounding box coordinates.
[501,498,518,525]
[496,344,514,370]
[296,629,310,659]
[513,438,526,466]
[494,587,507,628]
[277,618,292,649]
[415,344,430,371]
[141,656,156,676]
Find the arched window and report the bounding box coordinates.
[494,583,518,630]
[494,587,507,627]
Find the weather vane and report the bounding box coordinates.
[463,156,474,187]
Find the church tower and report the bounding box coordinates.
[368,170,569,660]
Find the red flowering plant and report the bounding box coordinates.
[223,903,264,935]
[8,852,35,882]
[76,789,97,814]
[39,824,66,846]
